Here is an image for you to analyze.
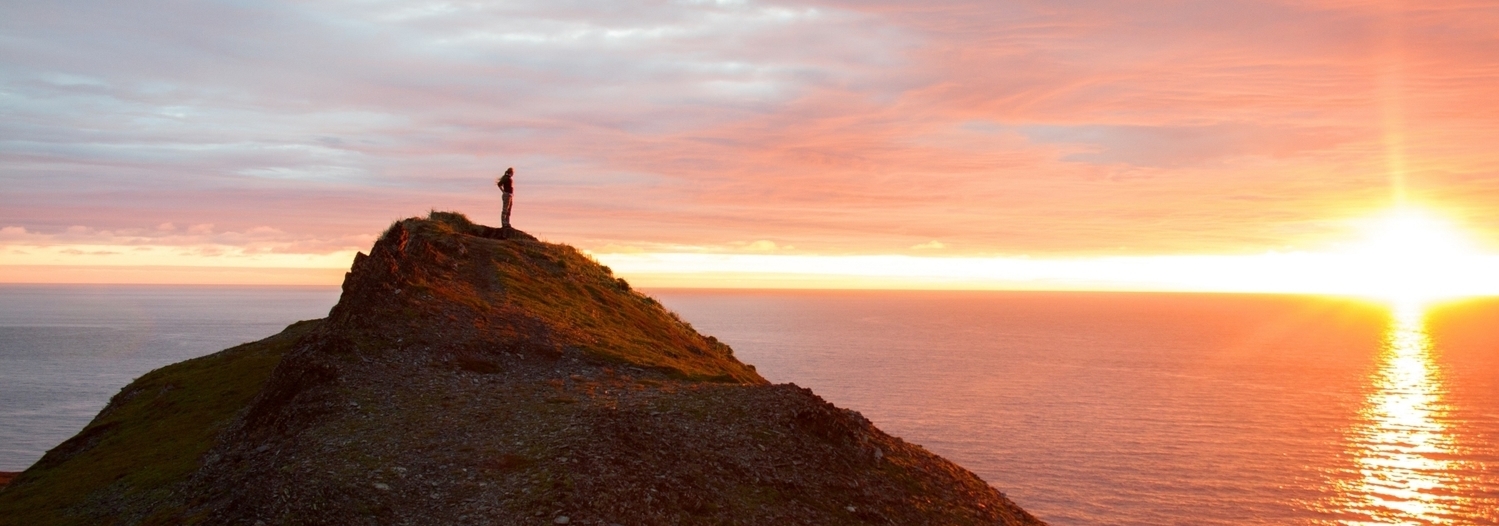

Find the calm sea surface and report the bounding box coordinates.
[3,286,1497,525]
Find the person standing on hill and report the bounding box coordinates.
[496,167,514,228]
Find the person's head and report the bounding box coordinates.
[504,167,514,177]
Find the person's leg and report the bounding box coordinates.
[502,192,513,227]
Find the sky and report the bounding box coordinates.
[3,0,1499,293]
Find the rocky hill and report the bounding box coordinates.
[0,212,1046,526]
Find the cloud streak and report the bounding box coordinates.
[3,0,1499,284]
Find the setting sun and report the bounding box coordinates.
[1351,210,1474,259]
[1340,208,1487,303]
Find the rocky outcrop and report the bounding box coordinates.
[0,212,1045,526]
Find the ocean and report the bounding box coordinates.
[2,285,1496,525]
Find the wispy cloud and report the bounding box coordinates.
[3,0,1499,284]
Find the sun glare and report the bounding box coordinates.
[1349,210,1474,261]
[1340,208,1485,303]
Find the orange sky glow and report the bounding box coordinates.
[3,1,1498,297]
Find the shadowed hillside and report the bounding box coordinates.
[0,212,1045,526]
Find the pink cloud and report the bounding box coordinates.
[3,0,1498,264]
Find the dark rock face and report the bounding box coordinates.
[0,212,1047,526]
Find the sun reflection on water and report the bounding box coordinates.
[1331,301,1461,525]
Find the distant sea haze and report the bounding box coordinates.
[2,285,1497,525]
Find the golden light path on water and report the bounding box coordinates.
[1329,302,1463,525]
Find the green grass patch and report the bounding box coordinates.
[398,212,765,384]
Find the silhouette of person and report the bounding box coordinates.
[496,167,514,228]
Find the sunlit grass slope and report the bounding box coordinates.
[339,211,763,383]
